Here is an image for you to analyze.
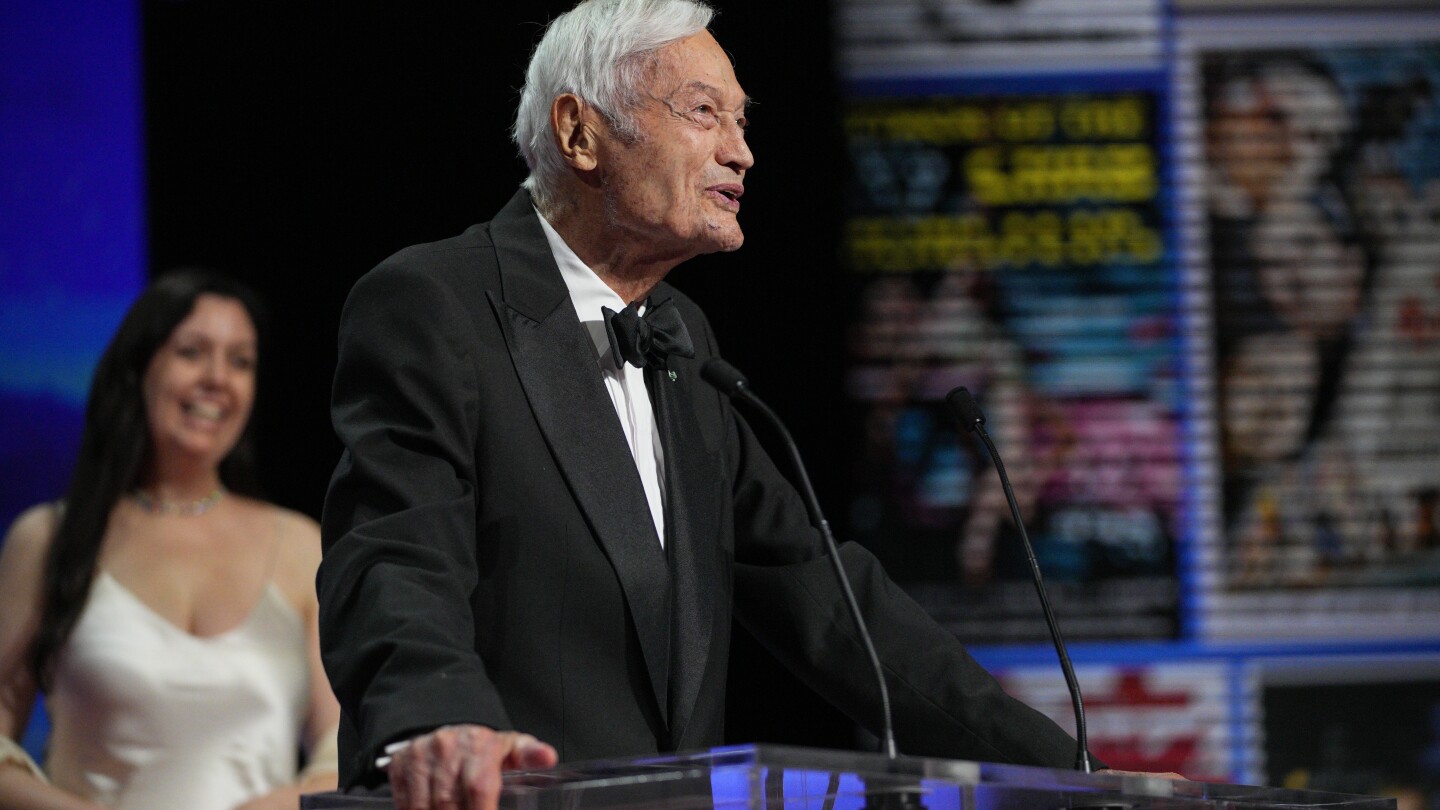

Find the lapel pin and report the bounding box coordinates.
[668,370,678,382]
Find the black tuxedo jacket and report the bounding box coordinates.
[318,190,1087,788]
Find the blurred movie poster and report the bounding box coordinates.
[997,661,1236,781]
[838,0,1164,75]
[1196,40,1440,639]
[843,86,1185,643]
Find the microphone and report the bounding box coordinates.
[944,387,1093,773]
[701,358,899,760]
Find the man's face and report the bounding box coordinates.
[597,30,753,262]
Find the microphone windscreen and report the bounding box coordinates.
[945,386,987,432]
[701,358,749,396]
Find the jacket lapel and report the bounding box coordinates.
[647,290,724,747]
[485,192,672,726]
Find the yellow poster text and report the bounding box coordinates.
[846,209,1163,273]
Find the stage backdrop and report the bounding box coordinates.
[837,0,1440,795]
[0,0,146,756]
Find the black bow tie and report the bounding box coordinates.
[602,298,695,370]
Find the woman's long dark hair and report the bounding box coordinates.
[29,269,269,688]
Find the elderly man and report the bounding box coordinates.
[318,1,1093,808]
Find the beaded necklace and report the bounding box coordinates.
[130,487,225,517]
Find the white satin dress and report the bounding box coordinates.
[44,571,310,809]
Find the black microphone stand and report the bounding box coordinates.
[946,387,1093,773]
[702,358,899,760]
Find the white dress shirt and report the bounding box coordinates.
[536,211,668,548]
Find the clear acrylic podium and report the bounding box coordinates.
[299,744,1396,810]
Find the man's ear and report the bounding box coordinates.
[552,94,599,172]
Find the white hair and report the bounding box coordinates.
[513,0,716,211]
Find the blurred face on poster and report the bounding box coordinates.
[1222,331,1318,465]
[1261,64,1348,196]
[1207,78,1295,215]
[1253,201,1366,339]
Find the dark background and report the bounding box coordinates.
[143,0,854,746]
[1264,679,1440,794]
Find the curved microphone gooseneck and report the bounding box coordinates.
[701,358,899,760]
[945,386,1093,773]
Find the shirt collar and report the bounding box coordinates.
[535,207,632,363]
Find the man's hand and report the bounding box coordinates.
[1096,768,1187,780]
[388,724,558,810]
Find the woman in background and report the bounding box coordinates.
[0,270,340,809]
